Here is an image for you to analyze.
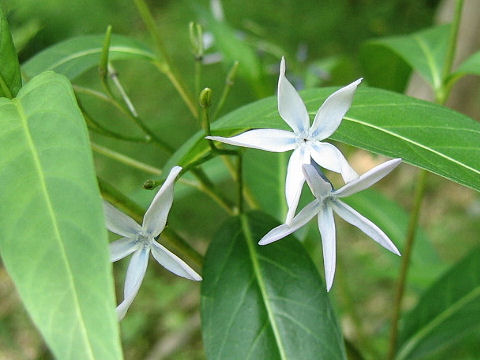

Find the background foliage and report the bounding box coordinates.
[0,0,479,359]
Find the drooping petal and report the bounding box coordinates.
[330,200,400,255]
[277,57,310,135]
[117,246,150,320]
[259,199,322,245]
[333,158,402,198]
[151,240,202,281]
[285,144,310,224]
[110,236,140,262]
[302,164,333,199]
[103,201,141,237]
[309,141,358,182]
[143,166,182,238]
[206,129,297,152]
[317,204,336,291]
[309,78,362,139]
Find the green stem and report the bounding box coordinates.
[387,169,428,360]
[441,0,464,82]
[134,0,198,118]
[237,153,244,214]
[92,142,162,175]
[98,177,203,267]
[214,61,239,120]
[73,85,127,115]
[437,0,464,103]
[79,101,149,143]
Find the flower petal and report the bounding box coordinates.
[330,200,400,255]
[110,237,140,262]
[309,141,358,182]
[143,166,182,237]
[302,164,333,199]
[117,246,150,320]
[206,129,297,152]
[317,204,336,291]
[333,158,402,198]
[309,78,362,139]
[259,200,321,245]
[151,241,202,281]
[103,201,141,237]
[285,144,310,224]
[278,57,310,135]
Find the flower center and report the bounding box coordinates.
[136,233,151,246]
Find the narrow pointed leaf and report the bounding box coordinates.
[163,87,480,193]
[201,211,347,360]
[0,72,122,359]
[396,247,480,360]
[452,50,480,78]
[22,34,155,80]
[0,8,21,98]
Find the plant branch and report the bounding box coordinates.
[387,169,427,360]
[134,0,198,118]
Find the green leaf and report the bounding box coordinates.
[0,8,22,98]
[362,24,451,90]
[201,211,347,360]
[0,72,122,359]
[452,50,480,77]
[396,247,480,360]
[22,34,155,80]
[165,87,480,193]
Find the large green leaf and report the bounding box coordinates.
[396,247,480,360]
[362,24,451,91]
[201,211,347,360]
[22,34,155,80]
[0,72,122,359]
[164,87,480,193]
[0,8,21,98]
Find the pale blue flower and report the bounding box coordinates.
[207,57,361,223]
[104,166,202,320]
[259,159,402,291]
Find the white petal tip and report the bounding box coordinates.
[191,273,203,282]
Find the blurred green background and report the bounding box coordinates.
[1,0,479,359]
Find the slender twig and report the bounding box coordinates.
[388,3,464,356]
[79,100,149,143]
[437,0,464,103]
[237,153,244,214]
[134,0,198,118]
[214,61,239,120]
[387,169,427,360]
[92,142,162,175]
[98,177,203,267]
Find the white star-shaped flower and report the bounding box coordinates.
[104,166,202,320]
[207,57,361,223]
[259,159,402,291]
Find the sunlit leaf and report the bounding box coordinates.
[396,247,480,360]
[0,71,122,359]
[452,50,480,78]
[22,34,155,80]
[0,8,21,98]
[362,24,451,91]
[201,211,347,360]
[164,87,480,193]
